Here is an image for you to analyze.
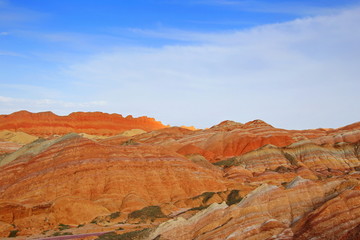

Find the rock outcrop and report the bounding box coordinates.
[150,179,360,240]
[0,111,359,238]
[0,133,227,235]
[0,111,167,137]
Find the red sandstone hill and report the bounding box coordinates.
[0,111,167,137]
[0,112,360,239]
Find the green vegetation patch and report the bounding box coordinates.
[8,230,19,238]
[188,205,209,212]
[213,157,236,167]
[274,165,291,173]
[110,211,121,219]
[58,223,70,230]
[97,228,152,240]
[201,192,215,204]
[226,190,243,206]
[192,191,216,204]
[52,231,73,236]
[121,139,139,146]
[128,206,166,221]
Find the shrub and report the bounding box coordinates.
[8,230,19,238]
[201,192,215,204]
[226,190,242,206]
[52,232,72,236]
[97,228,151,240]
[128,206,166,221]
[58,223,70,230]
[192,192,215,204]
[121,139,139,146]
[274,166,291,173]
[110,211,121,219]
[188,205,208,211]
[213,157,236,167]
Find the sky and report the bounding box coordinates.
[0,0,359,129]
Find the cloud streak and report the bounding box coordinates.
[59,7,360,129]
[191,0,358,15]
[1,5,359,129]
[0,96,107,115]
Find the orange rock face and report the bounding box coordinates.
[150,178,360,240]
[0,111,166,137]
[0,112,359,239]
[0,133,227,235]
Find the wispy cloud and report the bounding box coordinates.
[0,96,107,115]
[0,51,24,57]
[61,7,360,129]
[0,0,46,26]
[191,0,357,15]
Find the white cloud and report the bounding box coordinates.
[0,50,25,57]
[0,1,46,27]
[0,96,107,115]
[60,7,360,129]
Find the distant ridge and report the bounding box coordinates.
[0,110,167,137]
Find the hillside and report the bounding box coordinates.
[0,112,359,239]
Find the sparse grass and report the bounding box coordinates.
[96,228,152,240]
[52,231,73,236]
[58,223,70,231]
[8,230,19,238]
[188,205,208,211]
[121,139,139,146]
[274,165,291,173]
[110,211,121,219]
[192,192,215,204]
[226,190,242,206]
[96,232,118,240]
[201,192,215,203]
[128,206,166,221]
[213,157,236,167]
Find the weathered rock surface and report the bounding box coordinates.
[151,178,360,240]
[0,111,359,238]
[0,130,38,145]
[0,110,166,137]
[0,133,227,235]
[217,141,360,173]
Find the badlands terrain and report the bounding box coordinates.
[0,110,360,239]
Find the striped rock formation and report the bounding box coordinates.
[0,111,359,238]
[0,133,227,235]
[150,178,360,240]
[0,111,166,137]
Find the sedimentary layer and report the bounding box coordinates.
[0,111,166,137]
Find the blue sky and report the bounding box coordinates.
[0,0,359,129]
